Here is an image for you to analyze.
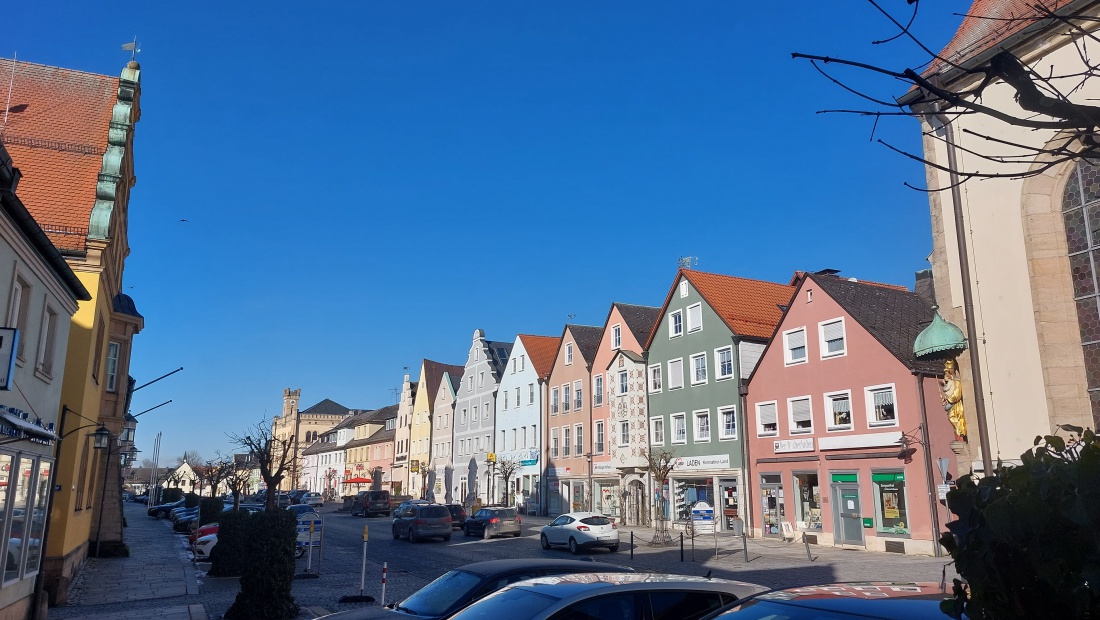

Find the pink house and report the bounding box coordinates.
[545,325,603,515]
[746,273,957,555]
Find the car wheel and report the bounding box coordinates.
[443,535,451,542]
[608,543,620,552]
[464,526,472,537]
[483,527,492,540]
[409,527,419,543]
[513,531,522,538]
[392,526,400,540]
[568,537,579,555]
[540,534,551,550]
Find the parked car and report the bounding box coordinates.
[702,582,954,619]
[540,512,619,554]
[193,533,217,560]
[352,490,393,517]
[314,558,635,620]
[464,507,521,539]
[303,492,323,507]
[391,503,451,542]
[189,522,219,544]
[287,504,320,519]
[131,493,148,503]
[288,489,310,504]
[147,499,185,519]
[446,504,467,529]
[447,573,769,620]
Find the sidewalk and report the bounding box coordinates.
[48,503,205,620]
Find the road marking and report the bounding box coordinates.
[449,536,532,546]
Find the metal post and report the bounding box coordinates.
[691,529,695,561]
[359,526,368,596]
[802,532,812,562]
[630,531,634,561]
[742,533,749,563]
[306,523,314,573]
[680,532,684,562]
[381,562,388,607]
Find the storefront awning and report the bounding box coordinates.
[0,410,58,444]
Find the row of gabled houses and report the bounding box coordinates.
[288,265,966,556]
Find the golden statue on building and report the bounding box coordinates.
[941,358,967,441]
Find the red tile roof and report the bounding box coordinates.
[929,0,1074,78]
[517,334,560,380]
[0,60,119,251]
[646,269,794,349]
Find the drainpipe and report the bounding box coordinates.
[915,373,942,557]
[731,337,753,537]
[930,110,994,476]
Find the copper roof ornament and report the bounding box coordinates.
[915,307,970,442]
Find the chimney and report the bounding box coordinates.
[914,269,936,306]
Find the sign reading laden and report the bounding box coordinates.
[673,454,731,471]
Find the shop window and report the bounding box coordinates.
[793,472,822,531]
[873,471,909,535]
[673,478,711,521]
[5,457,33,583]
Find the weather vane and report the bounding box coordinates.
[121,37,141,62]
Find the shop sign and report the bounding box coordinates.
[519,449,539,466]
[592,462,618,474]
[773,438,814,453]
[411,460,419,473]
[673,454,731,471]
[548,467,570,478]
[691,500,715,534]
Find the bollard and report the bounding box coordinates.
[691,529,695,561]
[742,533,749,563]
[381,562,388,607]
[680,532,684,562]
[802,532,813,562]
[360,526,369,595]
[630,531,634,561]
[337,525,374,602]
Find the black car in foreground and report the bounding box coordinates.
[702,582,956,620]
[316,558,635,620]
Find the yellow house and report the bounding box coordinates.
[1,59,145,607]
[341,405,398,494]
[408,360,463,499]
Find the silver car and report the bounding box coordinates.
[447,573,769,620]
[540,512,619,554]
[464,507,521,539]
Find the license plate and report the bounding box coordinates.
[597,536,610,540]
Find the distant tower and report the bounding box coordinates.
[282,388,300,419]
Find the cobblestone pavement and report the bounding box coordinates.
[48,502,960,619]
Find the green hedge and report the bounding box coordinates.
[161,488,183,503]
[184,492,200,508]
[208,509,249,578]
[224,510,300,620]
[199,497,223,527]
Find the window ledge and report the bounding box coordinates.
[33,367,52,383]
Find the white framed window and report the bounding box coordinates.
[667,358,684,390]
[756,401,779,437]
[104,342,120,392]
[574,380,583,409]
[521,427,527,448]
[551,428,559,458]
[574,424,583,455]
[715,346,734,380]
[783,327,808,365]
[563,427,571,457]
[8,275,30,361]
[482,402,489,419]
[618,370,628,395]
[479,371,485,387]
[648,364,663,393]
[611,324,621,349]
[825,391,853,431]
[669,310,684,338]
[36,305,59,378]
[690,353,708,385]
[473,405,479,421]
[819,318,847,358]
[693,409,711,442]
[650,417,665,445]
[686,303,702,333]
[563,384,572,412]
[679,280,689,298]
[788,396,813,434]
[461,408,468,424]
[565,343,573,365]
[718,406,737,440]
[503,390,509,410]
[515,386,521,408]
[593,375,604,407]
[618,421,629,447]
[866,384,898,427]
[551,387,559,414]
[512,358,517,373]
[595,421,604,454]
[671,413,687,444]
[529,383,534,404]
[468,376,474,391]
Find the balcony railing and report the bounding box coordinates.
[551,404,559,414]
[573,399,582,409]
[595,441,604,454]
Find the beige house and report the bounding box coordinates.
[903,0,1098,473]
[271,389,349,490]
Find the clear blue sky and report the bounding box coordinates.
[6,2,964,465]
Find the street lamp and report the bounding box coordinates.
[584,453,594,512]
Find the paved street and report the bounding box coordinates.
[49,501,959,619]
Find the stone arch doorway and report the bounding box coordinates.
[623,479,647,526]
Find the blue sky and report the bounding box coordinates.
[5,2,964,465]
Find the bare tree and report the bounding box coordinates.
[224,461,253,510]
[229,419,296,511]
[201,457,236,498]
[176,450,203,466]
[643,448,677,545]
[792,1,1100,185]
[495,458,520,506]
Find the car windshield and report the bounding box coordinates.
[580,516,611,526]
[447,587,558,620]
[398,569,483,615]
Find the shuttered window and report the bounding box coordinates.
[668,359,684,390]
[828,393,852,430]
[821,319,846,356]
[687,303,703,332]
[869,387,897,425]
[790,398,813,433]
[785,328,807,363]
[757,402,778,436]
